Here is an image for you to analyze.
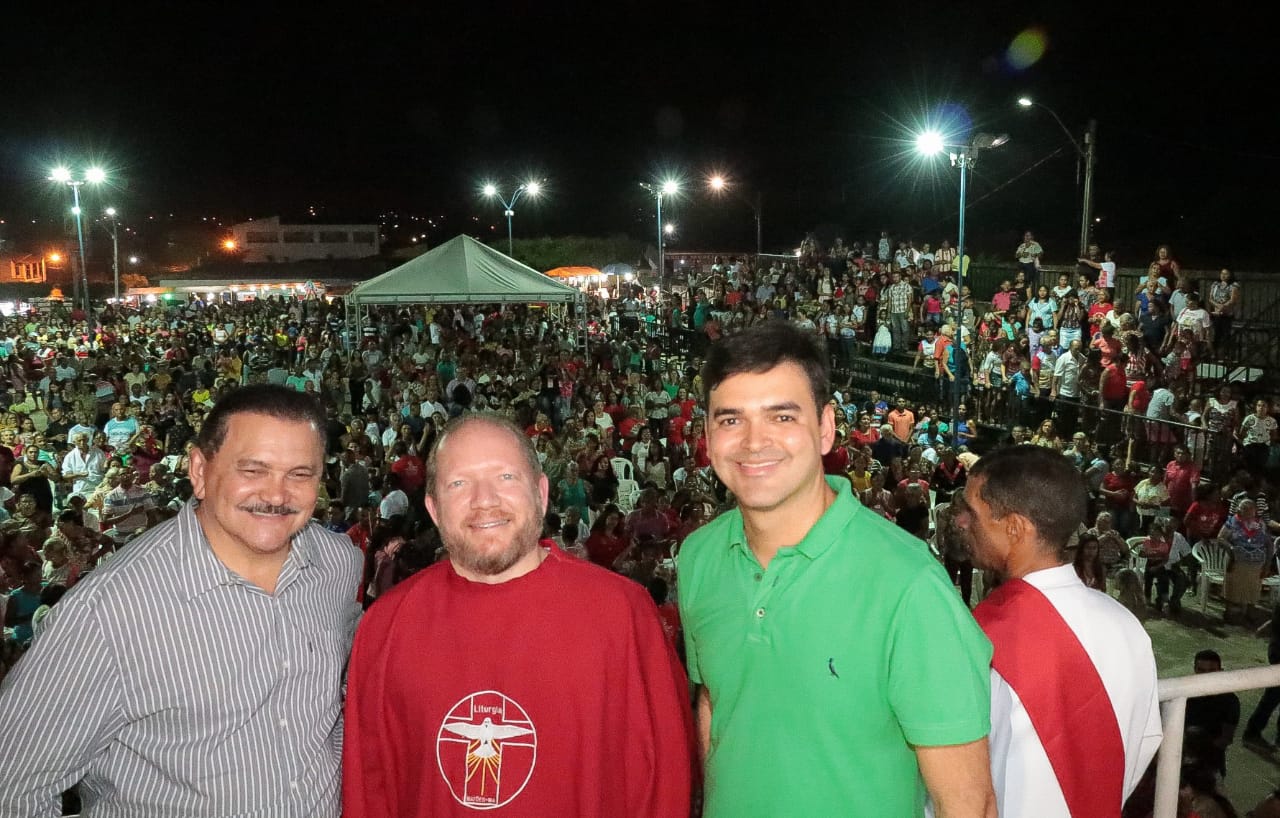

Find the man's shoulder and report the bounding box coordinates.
[679,509,741,566]
[58,518,185,608]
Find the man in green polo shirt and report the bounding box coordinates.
[679,321,996,817]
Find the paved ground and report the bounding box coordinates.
[1145,593,1278,812]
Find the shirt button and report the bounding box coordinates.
[282,660,291,670]
[289,781,299,791]
[755,607,766,619]
[279,718,288,728]
[754,573,762,582]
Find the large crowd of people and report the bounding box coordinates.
[0,228,1276,816]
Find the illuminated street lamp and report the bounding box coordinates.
[48,165,107,312]
[1018,96,1098,255]
[480,179,544,256]
[917,129,1009,440]
[707,173,764,256]
[640,179,680,279]
[223,239,238,251]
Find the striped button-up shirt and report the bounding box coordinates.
[0,501,362,817]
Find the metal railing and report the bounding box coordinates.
[1155,664,1280,817]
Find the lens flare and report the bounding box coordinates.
[1007,27,1048,70]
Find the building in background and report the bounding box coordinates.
[229,216,381,263]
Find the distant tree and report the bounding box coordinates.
[491,234,646,272]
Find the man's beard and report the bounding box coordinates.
[440,510,543,577]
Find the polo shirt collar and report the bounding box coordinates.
[727,476,858,562]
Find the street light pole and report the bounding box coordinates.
[481,180,542,257]
[70,183,87,312]
[50,166,106,316]
[105,208,121,301]
[641,180,680,281]
[754,192,763,257]
[1018,98,1098,256]
[1080,119,1098,257]
[917,131,1008,442]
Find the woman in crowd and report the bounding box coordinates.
[1133,464,1171,533]
[860,470,896,520]
[1204,385,1240,475]
[1218,498,1272,624]
[1208,267,1241,347]
[1073,533,1107,592]
[555,462,590,519]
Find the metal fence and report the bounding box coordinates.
[1154,665,1280,817]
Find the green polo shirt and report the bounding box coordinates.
[678,477,991,817]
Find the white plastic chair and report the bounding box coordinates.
[615,478,639,512]
[1261,555,1280,600]
[1192,540,1231,613]
[1126,536,1147,572]
[610,457,634,482]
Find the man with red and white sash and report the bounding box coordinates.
[955,445,1162,818]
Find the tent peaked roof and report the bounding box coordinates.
[349,234,582,305]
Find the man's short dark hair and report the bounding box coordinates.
[702,321,830,415]
[195,384,326,457]
[969,445,1087,554]
[1194,649,1222,667]
[424,413,541,497]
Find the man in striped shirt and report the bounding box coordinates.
[0,385,362,817]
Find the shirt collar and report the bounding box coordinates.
[177,501,319,600]
[727,476,859,562]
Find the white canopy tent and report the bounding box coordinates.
[345,234,585,347]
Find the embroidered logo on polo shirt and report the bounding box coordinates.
[436,690,537,809]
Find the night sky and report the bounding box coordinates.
[3,2,1276,268]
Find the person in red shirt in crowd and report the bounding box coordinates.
[1165,445,1202,523]
[1101,457,1139,537]
[849,413,880,448]
[346,504,374,555]
[1099,352,1129,412]
[625,487,674,545]
[688,418,710,468]
[343,415,692,818]
[895,466,933,509]
[524,412,554,439]
[616,406,644,449]
[584,505,627,568]
[821,428,851,475]
[667,412,689,448]
[675,387,697,421]
[1184,484,1229,544]
[648,576,682,659]
[991,279,1015,315]
[1091,322,1122,367]
[1088,291,1115,336]
[604,396,628,428]
[389,441,426,495]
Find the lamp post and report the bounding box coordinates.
[104,207,121,302]
[916,130,1009,439]
[708,175,764,256]
[640,179,680,281]
[481,180,543,256]
[49,166,105,314]
[1017,97,1097,256]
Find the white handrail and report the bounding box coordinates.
[1154,664,1280,818]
